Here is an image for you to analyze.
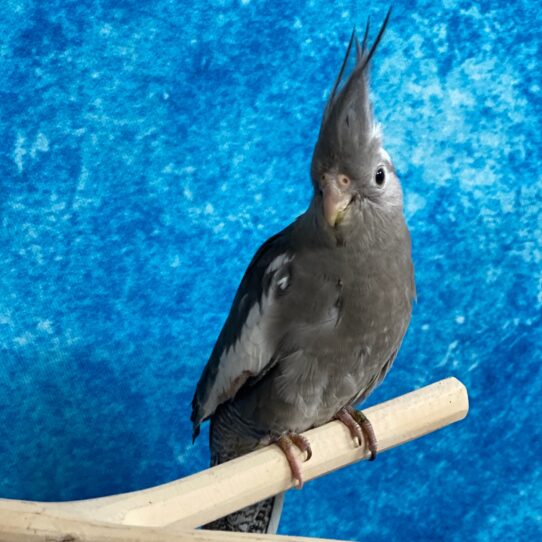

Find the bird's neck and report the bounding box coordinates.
[293,199,338,248]
[295,197,407,252]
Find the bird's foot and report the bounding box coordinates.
[273,431,312,490]
[335,406,378,461]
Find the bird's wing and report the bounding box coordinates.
[191,225,295,440]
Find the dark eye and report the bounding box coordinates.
[375,167,386,187]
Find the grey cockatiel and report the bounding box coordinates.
[191,11,415,534]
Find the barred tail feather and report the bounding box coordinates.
[203,403,285,534]
[203,494,284,534]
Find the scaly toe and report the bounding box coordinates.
[335,407,364,447]
[288,432,312,462]
[336,407,378,460]
[274,431,312,489]
[351,409,378,461]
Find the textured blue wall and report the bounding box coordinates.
[1,1,541,540]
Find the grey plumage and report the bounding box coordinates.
[191,10,415,534]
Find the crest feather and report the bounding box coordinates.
[311,8,392,183]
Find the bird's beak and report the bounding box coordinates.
[321,175,353,227]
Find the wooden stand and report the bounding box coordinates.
[0,377,469,542]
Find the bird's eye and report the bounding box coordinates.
[338,175,350,187]
[375,167,386,187]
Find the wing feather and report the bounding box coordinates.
[191,226,293,440]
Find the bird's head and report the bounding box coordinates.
[310,10,403,229]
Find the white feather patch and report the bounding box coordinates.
[200,253,293,420]
[267,253,292,273]
[371,122,382,141]
[380,147,391,163]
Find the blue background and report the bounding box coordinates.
[1,1,541,540]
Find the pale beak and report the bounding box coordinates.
[321,175,353,227]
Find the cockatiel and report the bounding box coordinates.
[191,10,415,534]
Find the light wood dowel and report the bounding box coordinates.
[0,510,344,542]
[0,509,344,542]
[0,377,468,538]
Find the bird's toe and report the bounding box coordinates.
[336,407,378,460]
[273,431,313,489]
[288,432,312,462]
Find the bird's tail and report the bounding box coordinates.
[203,493,284,533]
[202,404,284,534]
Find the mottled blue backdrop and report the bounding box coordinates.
[1,1,541,540]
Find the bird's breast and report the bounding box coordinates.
[232,232,414,435]
[265,246,412,428]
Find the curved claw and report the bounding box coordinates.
[336,406,378,461]
[289,432,312,462]
[273,431,313,489]
[336,408,364,447]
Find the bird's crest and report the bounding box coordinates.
[311,8,392,184]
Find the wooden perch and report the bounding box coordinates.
[0,377,468,541]
[0,509,343,542]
